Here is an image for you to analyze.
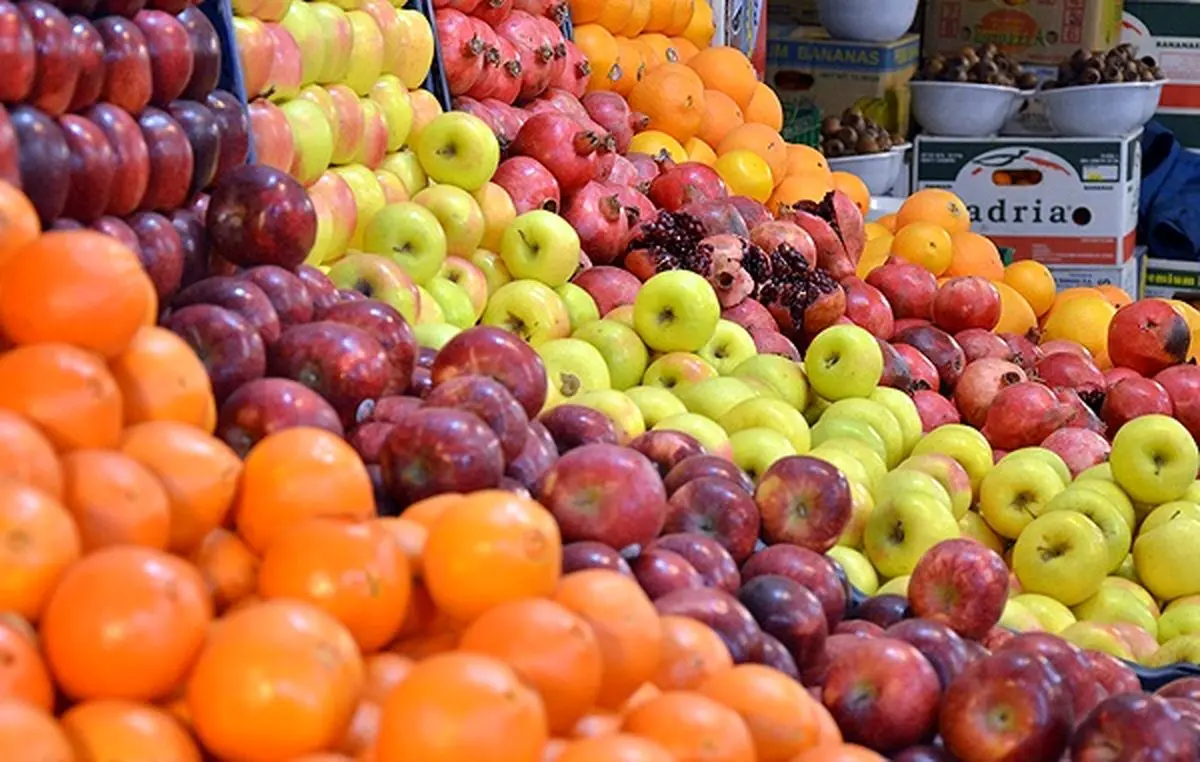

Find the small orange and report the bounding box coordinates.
[400,492,462,528]
[697,89,744,148]
[1002,260,1057,317]
[896,188,971,234]
[0,181,39,268]
[831,171,870,215]
[671,36,700,62]
[789,744,887,762]
[109,326,215,428]
[745,83,783,130]
[620,0,653,37]
[635,37,665,71]
[768,172,833,215]
[680,2,716,59]
[714,149,775,203]
[652,615,733,690]
[0,617,54,711]
[595,0,634,35]
[0,479,81,622]
[60,449,172,551]
[0,700,74,761]
[1041,296,1116,361]
[639,33,681,65]
[718,123,788,184]
[1096,283,1133,309]
[643,0,674,33]
[892,222,954,275]
[663,0,695,35]
[685,137,717,166]
[785,144,832,180]
[557,734,676,762]
[376,516,428,574]
[875,212,898,233]
[613,37,648,97]
[993,281,1039,336]
[687,46,758,110]
[60,700,201,762]
[575,26,621,90]
[628,63,706,143]
[628,130,688,162]
[945,231,1004,280]
[190,528,260,613]
[622,690,756,762]
[571,0,603,24]
[0,410,63,499]
[699,665,825,762]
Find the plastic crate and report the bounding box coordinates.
[780,99,821,148]
[418,0,454,112]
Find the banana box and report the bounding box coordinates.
[1123,2,1200,148]
[1145,258,1200,301]
[912,131,1142,266]
[1049,249,1145,298]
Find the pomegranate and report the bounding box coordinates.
[1035,352,1105,408]
[437,9,489,95]
[893,344,939,391]
[496,11,555,102]
[534,17,568,84]
[998,332,1042,371]
[474,0,513,25]
[913,390,961,432]
[451,96,499,134]
[571,266,640,316]
[1042,428,1111,477]
[866,261,937,320]
[471,16,501,61]
[620,210,707,282]
[524,98,611,149]
[893,325,966,391]
[727,196,774,230]
[723,298,777,336]
[693,234,756,308]
[548,40,590,97]
[648,162,727,211]
[750,221,817,269]
[955,329,1012,363]
[513,0,565,21]
[753,331,801,360]
[1104,367,1140,389]
[1155,364,1200,442]
[562,181,630,266]
[625,152,661,192]
[953,358,1027,427]
[841,276,894,340]
[481,40,523,104]
[877,338,914,391]
[492,156,561,213]
[981,381,1069,451]
[435,0,483,10]
[537,89,610,139]
[1040,340,1092,360]
[1055,388,1105,434]
[510,111,601,194]
[781,190,865,281]
[582,91,649,154]
[597,153,639,186]
[481,98,526,144]
[1107,300,1190,377]
[932,276,1002,333]
[678,200,748,238]
[1101,377,1173,433]
[615,185,654,225]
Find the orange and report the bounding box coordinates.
[1096,283,1133,309]
[671,36,700,62]
[628,130,688,162]
[831,171,870,215]
[892,222,954,276]
[635,38,664,71]
[423,490,561,622]
[789,745,887,762]
[376,652,549,762]
[0,479,80,622]
[857,232,893,279]
[459,598,604,734]
[622,691,756,762]
[120,421,242,555]
[0,410,63,499]
[620,0,653,37]
[575,26,621,90]
[718,123,788,183]
[1048,286,1103,315]
[554,570,661,710]
[190,528,259,613]
[643,0,674,33]
[628,63,706,142]
[785,144,832,180]
[639,33,680,65]
[993,281,1039,336]
[699,665,825,762]
[1041,295,1116,361]
[572,0,603,24]
[745,83,783,130]
[400,492,462,528]
[60,449,171,551]
[0,343,123,451]
[60,700,201,761]
[663,0,695,35]
[652,615,733,690]
[714,149,774,203]
[1002,260,1057,317]
[0,618,54,711]
[945,231,1004,280]
[258,517,412,653]
[363,653,414,703]
[613,37,647,96]
[109,326,214,428]
[596,0,634,35]
[876,212,898,233]
[768,172,833,215]
[680,0,714,51]
[0,700,74,761]
[376,516,427,575]
[697,89,744,148]
[557,734,676,762]
[0,230,155,357]
[685,137,717,166]
[0,181,39,269]
[235,426,374,554]
[687,46,758,110]
[896,188,971,234]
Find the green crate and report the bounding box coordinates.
[780,99,821,148]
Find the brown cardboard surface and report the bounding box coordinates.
[923,0,1125,65]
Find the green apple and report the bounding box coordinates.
[1114,553,1139,583]
[1067,480,1136,530]
[821,398,904,467]
[499,210,582,288]
[808,446,871,493]
[424,277,475,329]
[556,283,600,331]
[643,352,718,390]
[414,285,442,324]
[438,256,488,319]
[804,396,830,427]
[369,74,413,152]
[1073,586,1158,641]
[625,386,687,428]
[1111,414,1200,505]
[1012,511,1108,606]
[361,202,447,284]
[1133,517,1200,601]
[412,185,485,258]
[1013,593,1076,634]
[632,271,720,353]
[864,490,961,579]
[876,575,911,598]
[999,448,1071,488]
[379,147,427,197]
[672,378,759,422]
[653,413,731,459]
[281,0,327,84]
[1148,634,1200,666]
[999,598,1043,632]
[572,320,648,391]
[803,324,883,401]
[280,98,334,187]
[729,428,795,483]
[697,320,757,375]
[1160,596,1200,644]
[325,252,419,323]
[1185,480,1200,503]
[1060,622,1135,661]
[331,164,387,249]
[344,10,384,94]
[827,546,878,595]
[482,280,571,347]
[605,305,635,328]
[1100,577,1159,616]
[895,454,972,520]
[469,248,511,296]
[413,322,460,349]
[816,438,885,489]
[868,387,922,458]
[537,338,611,408]
[1077,463,1114,482]
[1041,488,1131,572]
[719,397,811,454]
[1138,500,1200,536]
[979,458,1066,540]
[308,3,352,82]
[415,111,499,192]
[574,390,646,443]
[958,510,1006,555]
[837,481,874,549]
[810,416,888,465]
[910,424,993,495]
[730,354,809,411]
[873,469,953,516]
[474,182,516,253]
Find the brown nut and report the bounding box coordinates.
[836,126,859,145]
[821,116,842,136]
[856,135,880,154]
[823,138,846,157]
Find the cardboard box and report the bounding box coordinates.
[766,26,920,145]
[1144,257,1200,299]
[912,131,1141,266]
[1049,250,1145,296]
[1123,2,1200,147]
[923,0,1125,66]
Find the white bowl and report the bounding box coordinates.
[910,81,1025,137]
[817,0,918,43]
[867,195,903,222]
[827,144,909,196]
[1039,81,1162,137]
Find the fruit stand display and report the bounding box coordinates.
[7,0,1200,758]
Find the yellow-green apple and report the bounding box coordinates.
[330,164,386,248]
[499,209,580,288]
[803,324,883,401]
[864,489,961,578]
[807,446,872,492]
[1186,480,1200,502]
[697,320,756,375]
[1100,577,1159,615]
[1078,463,1115,482]
[537,337,610,409]
[414,285,441,324]
[828,546,878,594]
[1134,517,1200,601]
[1013,593,1076,633]
[280,98,333,186]
[574,389,645,443]
[1148,634,1200,666]
[876,576,910,597]
[375,169,408,203]
[325,253,419,323]
[643,352,718,389]
[424,277,474,329]
[895,454,972,519]
[1073,586,1158,641]
[359,0,402,74]
[999,447,1071,488]
[482,280,571,347]
[673,377,759,422]
[343,11,384,95]
[324,84,364,165]
[1041,488,1131,572]
[1111,414,1200,504]
[233,0,263,16]
[413,322,459,349]
[633,271,721,353]
[910,423,993,494]
[555,283,600,331]
[837,481,874,548]
[874,470,953,515]
[475,182,516,252]
[810,416,888,464]
[958,510,1005,554]
[653,413,731,459]
[255,0,292,22]
[415,111,499,193]
[998,599,1043,632]
[814,438,885,487]
[1012,512,1108,606]
[823,398,904,467]
[626,386,687,428]
[233,17,274,99]
[719,397,811,454]
[393,8,434,88]
[755,455,853,552]
[361,201,446,284]
[1159,596,1200,643]
[353,98,388,168]
[280,1,325,85]
[606,305,635,328]
[978,458,1065,540]
[1108,622,1160,662]
[304,170,357,264]
[296,85,339,145]
[572,319,648,391]
[869,387,922,457]
[379,147,426,196]
[369,75,413,152]
[438,256,488,319]
[1139,500,1200,536]
[469,248,512,296]
[729,428,795,482]
[309,3,353,83]
[248,99,295,172]
[1069,479,1136,529]
[729,354,809,410]
[407,89,443,146]
[1114,554,1139,582]
[1060,622,1135,660]
[413,185,485,258]
[266,23,303,102]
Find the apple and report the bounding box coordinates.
[278,0,324,86]
[1140,500,1200,536]
[850,596,911,630]
[0,2,35,103]
[392,6,434,87]
[626,386,688,428]
[264,22,302,102]
[482,280,571,347]
[555,283,599,332]
[537,337,611,408]
[977,457,1065,540]
[127,211,184,301]
[308,2,352,83]
[864,490,961,579]
[423,277,474,329]
[316,83,363,165]
[331,164,387,249]
[868,387,923,456]
[737,574,828,669]
[895,454,972,520]
[375,168,409,204]
[728,428,794,482]
[1134,517,1200,601]
[754,455,852,553]
[726,355,808,411]
[1073,585,1158,643]
[58,114,116,224]
[475,182,516,252]
[207,164,316,271]
[237,266,315,329]
[693,319,754,376]
[343,10,384,95]
[822,398,904,467]
[232,15,273,98]
[655,587,764,665]
[1160,596,1200,643]
[1111,413,1199,505]
[280,98,334,186]
[1012,511,1108,606]
[367,75,413,153]
[431,325,549,418]
[1011,593,1075,633]
[1072,694,1200,760]
[606,305,635,328]
[438,257,488,320]
[379,406,504,504]
[66,16,104,112]
[379,146,426,197]
[136,107,192,212]
[649,533,741,593]
[216,377,344,456]
[665,476,760,562]
[21,2,81,116]
[538,404,620,453]
[629,546,705,599]
[325,253,419,324]
[562,540,631,577]
[673,377,759,423]
[884,619,971,691]
[1042,488,1131,572]
[424,374,528,462]
[415,111,499,193]
[633,271,721,353]
[499,209,582,289]
[827,546,878,594]
[741,543,847,626]
[804,324,884,402]
[629,431,706,479]
[352,97,388,168]
[174,276,282,347]
[643,352,718,390]
[254,0,293,23]
[319,298,417,394]
[305,170,357,265]
[572,266,641,317]
[909,538,1008,639]
[994,448,1070,491]
[133,10,193,106]
[910,423,994,494]
[247,99,295,173]
[413,185,485,259]
[573,389,645,443]
[718,397,811,455]
[360,201,447,285]
[162,304,267,401]
[176,7,219,101]
[810,416,888,465]
[1070,479,1136,530]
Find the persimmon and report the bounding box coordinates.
[0,479,81,621]
[60,700,201,762]
[60,449,171,551]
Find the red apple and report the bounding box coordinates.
[379,407,505,504]
[1157,677,1200,703]
[629,430,705,478]
[425,375,529,462]
[571,265,641,316]
[359,395,422,425]
[137,107,193,211]
[505,420,558,492]
[166,99,219,199]
[316,299,416,396]
[908,538,1008,640]
[19,2,80,116]
[11,105,70,225]
[84,103,149,216]
[205,90,250,180]
[347,421,393,464]
[97,0,147,15]
[66,15,105,111]
[233,16,272,98]
[296,264,338,312]
[754,455,852,553]
[0,109,16,186]
[431,326,549,419]
[177,6,219,100]
[849,595,911,628]
[648,532,741,593]
[834,620,885,638]
[1155,363,1200,442]
[206,164,316,270]
[1107,299,1190,377]
[127,211,184,301]
[756,632,800,678]
[630,547,705,599]
[664,476,761,563]
[655,587,764,664]
[885,619,971,690]
[1081,648,1139,698]
[997,632,1106,722]
[538,404,620,453]
[95,15,152,114]
[0,2,35,102]
[737,574,828,669]
[174,275,282,345]
[168,208,208,289]
[133,10,193,104]
[1101,376,1173,433]
[741,544,847,626]
[58,114,116,224]
[663,454,754,495]
[216,377,344,456]
[562,541,633,576]
[92,215,140,251]
[247,98,294,172]
[161,303,267,401]
[892,747,954,762]
[1071,694,1199,761]
[236,266,314,328]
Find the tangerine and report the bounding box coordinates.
[622,690,755,762]
[1096,283,1133,309]
[789,745,887,762]
[1003,260,1058,317]
[60,449,171,551]
[628,130,688,163]
[714,149,774,203]
[613,38,647,97]
[745,83,783,130]
[785,144,831,180]
[892,222,953,275]
[992,281,1039,336]
[1041,296,1116,361]
[0,479,80,622]
[109,326,215,428]
[0,410,63,499]
[628,63,706,143]
[60,700,201,762]
[670,36,700,62]
[575,26,620,90]
[896,189,971,234]
[0,617,54,710]
[680,2,715,59]
[0,700,73,761]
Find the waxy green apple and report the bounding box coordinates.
[876,575,911,598]
[1012,593,1076,633]
[343,11,384,95]
[869,387,922,457]
[1068,480,1136,529]
[1139,500,1200,536]
[1012,511,1108,606]
[864,491,960,579]
[415,285,443,324]
[574,389,645,443]
[827,546,878,595]
[413,185,485,258]
[895,453,972,519]
[1159,596,1200,644]
[998,598,1043,632]
[626,386,687,428]
[837,481,874,549]
[438,256,488,319]
[653,413,731,459]
[469,248,512,296]
[482,280,571,347]
[425,277,475,329]
[822,398,904,467]
[1060,622,1134,661]
[416,111,500,192]
[556,283,600,330]
[379,148,426,197]
[999,447,1071,488]
[803,324,883,401]
[633,271,720,353]
[331,164,387,249]
[808,446,872,492]
[572,319,648,391]
[1134,517,1200,601]
[816,438,886,489]
[957,511,1005,555]
[643,352,718,390]
[978,458,1065,540]
[605,305,635,328]
[873,470,953,515]
[672,378,759,422]
[729,428,795,483]
[910,424,993,494]
[326,252,419,322]
[1042,488,1131,572]
[369,74,414,152]
[475,182,516,253]
[1111,414,1200,505]
[1073,586,1158,641]
[413,322,459,349]
[698,319,757,375]
[730,354,809,410]
[361,201,447,284]
[719,397,811,454]
[810,416,888,465]
[537,337,611,409]
[499,209,581,288]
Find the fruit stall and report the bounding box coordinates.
[4,0,1200,759]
